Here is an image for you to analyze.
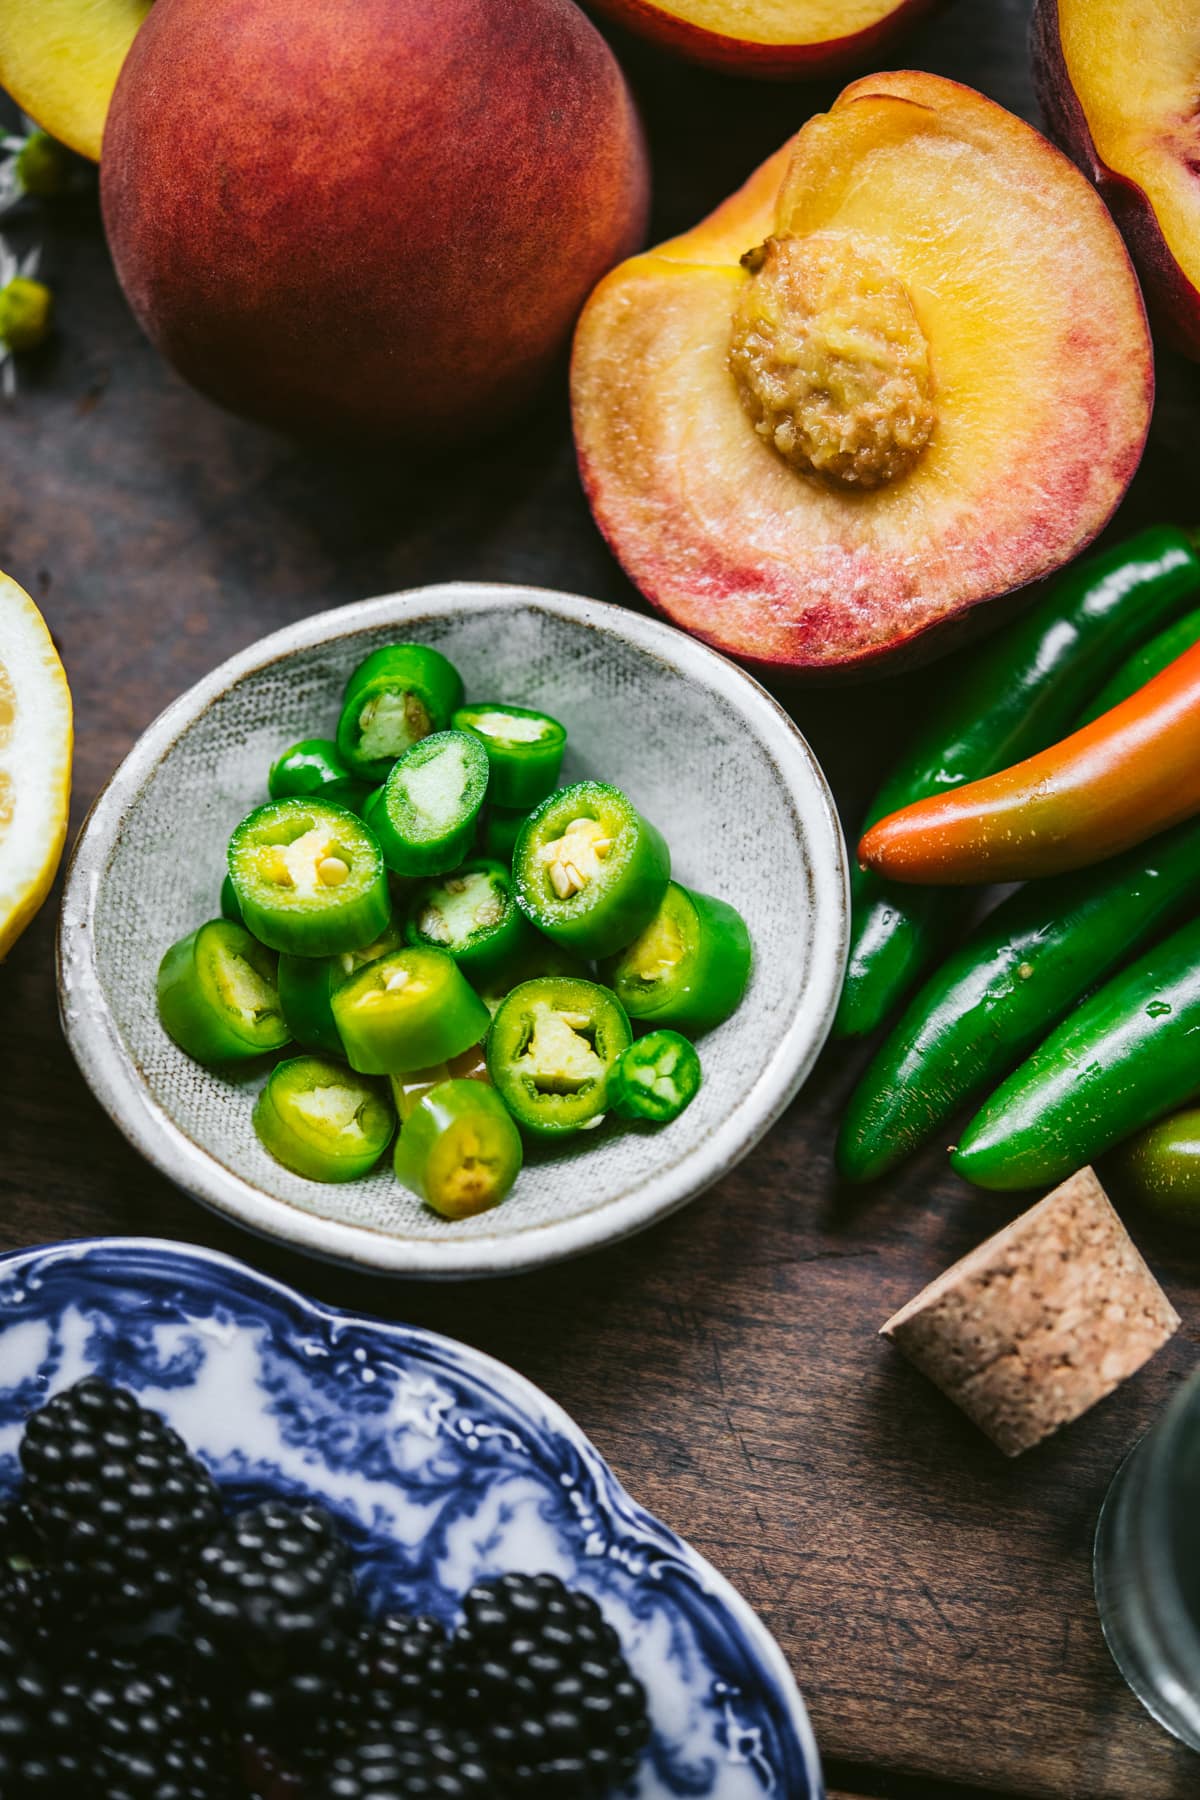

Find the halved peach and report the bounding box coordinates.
[0,0,152,161]
[571,71,1153,676]
[1033,0,1200,358]
[587,0,937,78]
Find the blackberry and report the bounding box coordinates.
[0,1617,87,1795]
[18,1377,221,1618]
[0,1502,67,1651]
[354,1610,450,1724]
[317,1714,491,1800]
[189,1499,357,1755]
[450,1573,651,1798]
[64,1641,234,1800]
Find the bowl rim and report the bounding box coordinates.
[0,1232,827,1797]
[57,581,849,1279]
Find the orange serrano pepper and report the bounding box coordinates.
[858,635,1200,884]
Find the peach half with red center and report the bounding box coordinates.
[571,71,1153,677]
[586,0,939,78]
[1033,0,1200,359]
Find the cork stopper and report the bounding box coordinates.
[880,1167,1179,1456]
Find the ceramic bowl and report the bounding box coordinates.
[58,583,848,1278]
[0,1236,826,1798]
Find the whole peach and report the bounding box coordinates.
[100,0,649,442]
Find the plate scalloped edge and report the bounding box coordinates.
[0,1237,825,1800]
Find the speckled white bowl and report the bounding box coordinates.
[58,584,848,1278]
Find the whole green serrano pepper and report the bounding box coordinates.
[1077,605,1200,726]
[952,912,1200,1191]
[838,819,1200,1182]
[1115,1108,1200,1225]
[836,526,1200,1040]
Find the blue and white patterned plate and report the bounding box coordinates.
[0,1239,824,1799]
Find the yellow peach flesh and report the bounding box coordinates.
[619,0,904,49]
[1057,0,1200,284]
[0,0,152,162]
[572,73,1152,671]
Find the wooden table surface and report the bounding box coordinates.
[3,2,1200,1796]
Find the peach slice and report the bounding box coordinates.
[571,71,1153,676]
[1033,0,1200,358]
[587,0,937,78]
[0,0,152,162]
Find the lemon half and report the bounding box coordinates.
[0,571,72,958]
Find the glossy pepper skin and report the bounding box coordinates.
[366,730,490,879]
[336,643,464,783]
[487,976,632,1138]
[219,873,243,925]
[611,1031,702,1124]
[389,1044,490,1122]
[253,1056,394,1182]
[393,1079,523,1220]
[860,635,1200,885]
[601,883,750,1038]
[331,946,491,1075]
[452,703,566,810]
[513,782,669,959]
[838,819,1200,1183]
[1116,1109,1200,1227]
[268,737,372,814]
[1078,605,1200,726]
[228,797,391,956]
[404,859,534,981]
[157,919,290,1065]
[480,805,530,866]
[276,917,404,1056]
[837,526,1200,1037]
[952,913,1200,1191]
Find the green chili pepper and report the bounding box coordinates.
[332,946,491,1075]
[487,976,631,1137]
[269,737,372,813]
[219,873,243,925]
[228,798,391,956]
[513,782,669,959]
[1078,606,1200,727]
[451,703,566,810]
[601,882,751,1038]
[837,525,1200,1041]
[475,936,591,1017]
[389,1044,491,1122]
[277,917,405,1056]
[252,1056,394,1182]
[404,858,534,980]
[838,819,1200,1183]
[157,919,290,1065]
[336,643,464,782]
[480,804,530,866]
[1115,1108,1200,1227]
[952,913,1200,1191]
[365,730,490,879]
[393,1079,523,1219]
[610,1031,702,1124]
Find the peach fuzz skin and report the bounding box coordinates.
[100,0,649,446]
[571,71,1153,679]
[1033,0,1200,359]
[587,0,939,79]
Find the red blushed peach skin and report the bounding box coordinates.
[571,72,1153,676]
[1033,0,1200,359]
[587,0,938,78]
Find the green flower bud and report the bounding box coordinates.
[15,131,74,202]
[0,276,53,353]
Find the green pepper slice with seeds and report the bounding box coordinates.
[337,643,464,783]
[475,936,591,1017]
[157,919,290,1065]
[253,1056,394,1182]
[405,858,533,980]
[219,873,243,925]
[487,976,631,1137]
[602,883,751,1038]
[228,798,391,957]
[331,946,491,1074]
[269,737,372,814]
[513,782,669,959]
[365,730,490,878]
[452,703,566,810]
[610,1030,702,1124]
[277,916,406,1056]
[393,1078,523,1219]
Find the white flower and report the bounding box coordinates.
[0,115,42,216]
